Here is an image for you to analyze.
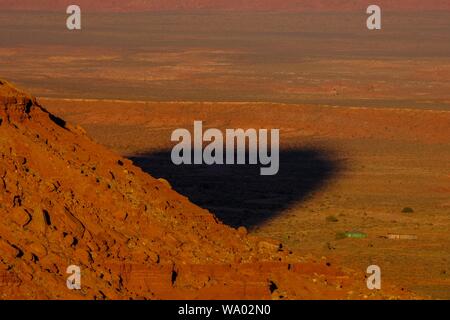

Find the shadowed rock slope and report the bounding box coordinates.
[0,80,413,299]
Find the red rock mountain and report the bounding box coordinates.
[1,0,449,12]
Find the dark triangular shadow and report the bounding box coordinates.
[130,147,341,229]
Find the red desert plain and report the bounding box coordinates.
[0,1,450,299]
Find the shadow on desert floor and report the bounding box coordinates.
[130,147,342,229]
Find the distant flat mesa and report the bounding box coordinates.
[2,0,450,12]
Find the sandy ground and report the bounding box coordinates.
[2,9,450,299]
[42,98,450,299]
[2,11,450,108]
